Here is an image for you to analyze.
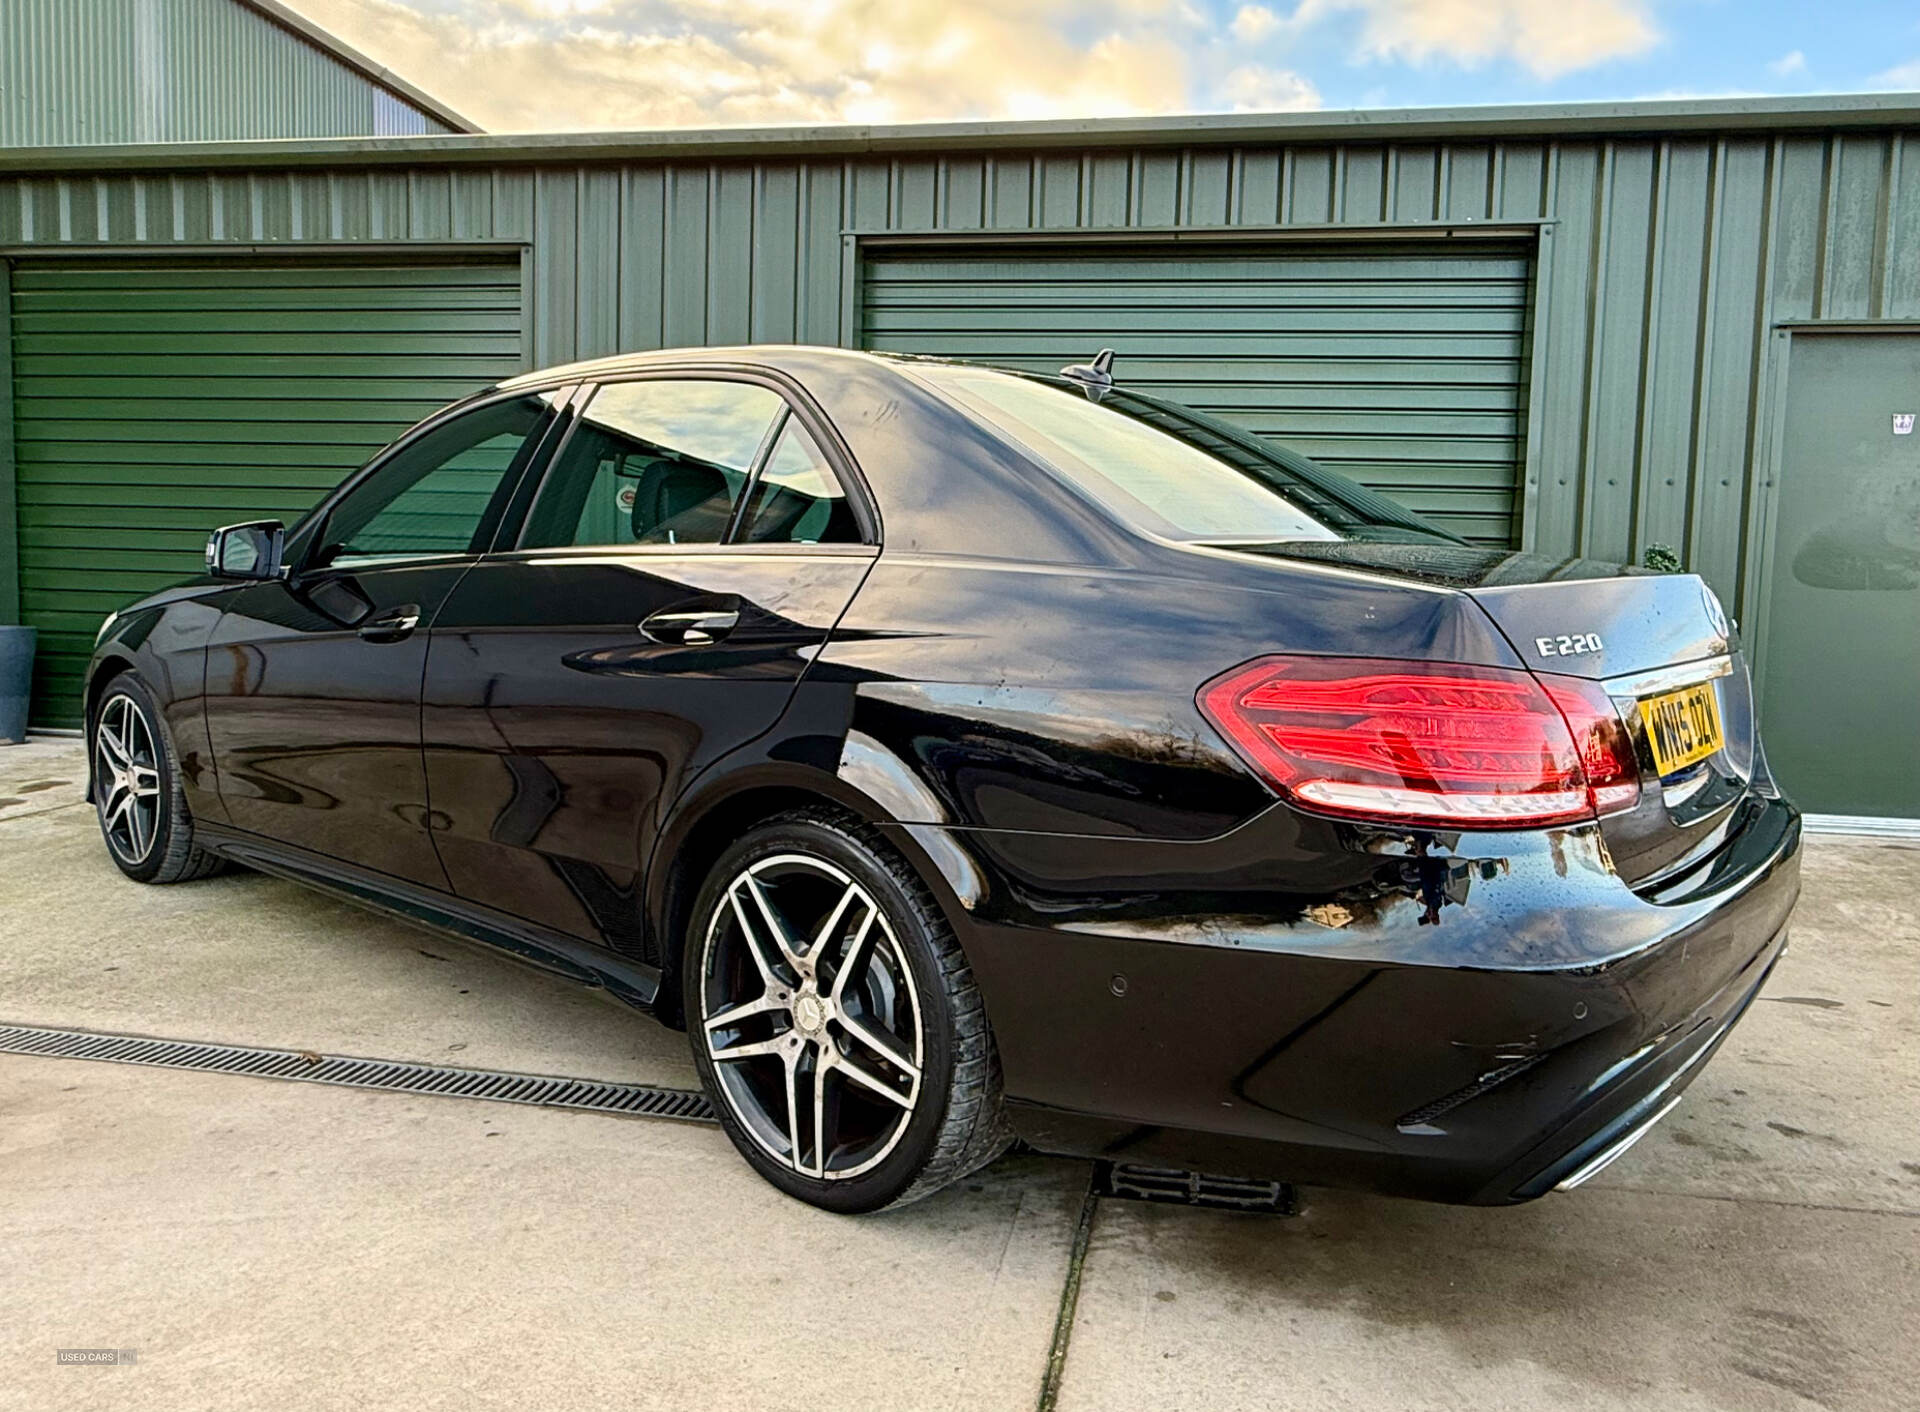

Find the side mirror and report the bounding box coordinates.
[206,521,286,581]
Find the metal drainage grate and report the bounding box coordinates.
[0,1023,716,1124]
[1094,1161,1297,1215]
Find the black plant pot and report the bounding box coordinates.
[0,625,35,744]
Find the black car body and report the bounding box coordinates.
[86,346,1801,1208]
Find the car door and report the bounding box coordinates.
[203,389,566,887]
[420,373,877,959]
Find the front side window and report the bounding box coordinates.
[315,395,556,567]
[522,379,785,549]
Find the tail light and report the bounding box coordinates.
[1197,655,1640,829]
[1538,674,1641,815]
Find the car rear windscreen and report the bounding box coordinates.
[916,366,1460,547]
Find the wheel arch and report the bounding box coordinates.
[645,761,982,1030]
[81,651,139,802]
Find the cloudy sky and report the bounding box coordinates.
[284,0,1920,133]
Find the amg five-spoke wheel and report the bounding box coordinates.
[686,811,1010,1212]
[703,855,924,1180]
[92,674,225,885]
[95,690,163,866]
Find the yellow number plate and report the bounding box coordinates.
[1637,682,1725,776]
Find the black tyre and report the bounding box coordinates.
[684,808,1011,1213]
[92,672,226,885]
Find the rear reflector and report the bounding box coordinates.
[1197,655,1640,829]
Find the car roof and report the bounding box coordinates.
[493,343,998,394]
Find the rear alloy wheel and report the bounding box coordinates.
[686,811,1010,1212]
[92,673,226,885]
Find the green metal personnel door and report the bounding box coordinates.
[8,258,525,728]
[1757,333,1920,821]
[861,241,1531,546]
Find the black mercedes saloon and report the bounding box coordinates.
[85,345,1802,1212]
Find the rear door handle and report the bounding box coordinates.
[641,606,740,646]
[358,606,422,644]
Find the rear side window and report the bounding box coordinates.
[735,419,860,545]
[522,379,784,549]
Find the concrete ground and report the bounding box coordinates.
[2,736,1915,1412]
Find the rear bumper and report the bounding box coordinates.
[902,791,1802,1205]
[1480,913,1785,1202]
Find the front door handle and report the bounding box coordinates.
[358,606,422,644]
[641,606,740,646]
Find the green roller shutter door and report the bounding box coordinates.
[861,243,1531,546]
[9,258,525,728]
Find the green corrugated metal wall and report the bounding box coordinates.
[8,258,524,725]
[860,243,1531,545]
[2,121,1919,741]
[1,0,456,146]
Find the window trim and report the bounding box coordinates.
[482,540,880,567]
[720,403,795,544]
[504,366,879,553]
[482,380,590,554]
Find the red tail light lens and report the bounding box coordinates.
[1197,656,1640,828]
[1539,675,1641,815]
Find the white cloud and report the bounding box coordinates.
[280,0,1692,133]
[1222,63,1320,110]
[1871,57,1920,88]
[1292,0,1660,80]
[1768,49,1806,76]
[284,0,1270,130]
[1230,4,1279,43]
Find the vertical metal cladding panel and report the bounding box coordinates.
[1,0,139,148]
[1,0,453,146]
[859,242,1533,546]
[0,120,1917,627]
[374,91,446,138]
[8,257,524,727]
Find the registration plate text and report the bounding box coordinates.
[1637,682,1725,776]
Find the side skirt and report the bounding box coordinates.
[193,822,662,1011]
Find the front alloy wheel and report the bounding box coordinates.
[686,811,1010,1212]
[91,673,225,885]
[95,691,163,867]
